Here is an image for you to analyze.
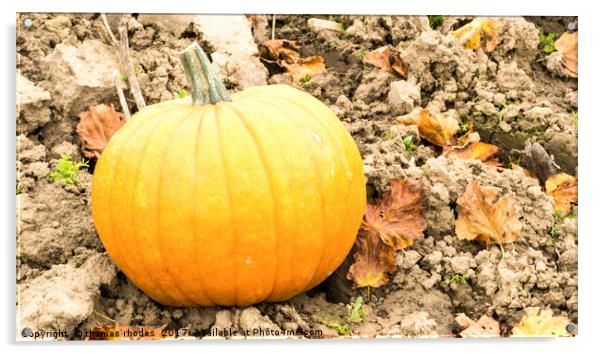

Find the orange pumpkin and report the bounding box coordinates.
[91,42,366,306]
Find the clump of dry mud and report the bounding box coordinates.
[17,14,577,339]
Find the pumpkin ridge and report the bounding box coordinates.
[250,98,327,296]
[154,109,201,306]
[104,110,179,305]
[256,95,356,288]
[190,107,216,306]
[214,105,240,306]
[225,104,283,304]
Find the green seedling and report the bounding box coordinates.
[299,75,311,85]
[339,23,350,40]
[450,273,469,283]
[330,323,351,335]
[457,122,470,136]
[572,111,578,126]
[548,209,565,243]
[356,48,369,61]
[428,15,444,29]
[49,154,89,186]
[402,135,416,152]
[539,30,557,54]
[120,74,128,81]
[178,88,188,98]
[348,296,367,324]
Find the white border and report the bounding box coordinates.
[4,1,601,353]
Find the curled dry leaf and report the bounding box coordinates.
[362,46,407,76]
[455,180,522,244]
[545,173,578,215]
[511,308,572,337]
[347,230,396,289]
[451,18,499,52]
[363,178,427,250]
[455,313,500,338]
[444,141,500,163]
[554,32,577,78]
[76,104,125,159]
[259,40,325,81]
[397,108,459,147]
[284,56,326,82]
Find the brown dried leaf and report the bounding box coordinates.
[362,46,392,72]
[284,56,326,82]
[391,51,408,77]
[545,173,578,215]
[259,39,300,64]
[347,230,396,289]
[451,18,499,52]
[445,141,500,163]
[511,308,572,337]
[455,313,501,338]
[455,180,522,244]
[555,32,577,78]
[397,109,459,147]
[76,104,125,159]
[364,179,427,250]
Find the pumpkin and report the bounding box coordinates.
[91,42,366,307]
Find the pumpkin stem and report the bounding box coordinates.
[180,42,232,105]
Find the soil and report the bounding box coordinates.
[16,14,578,339]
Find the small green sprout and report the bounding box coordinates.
[539,30,558,54]
[134,66,143,75]
[450,273,469,283]
[457,122,470,136]
[339,22,350,40]
[348,296,367,324]
[561,265,569,273]
[428,15,444,29]
[549,209,565,243]
[572,110,578,126]
[16,185,22,195]
[356,48,369,61]
[120,74,128,81]
[178,88,188,98]
[331,323,351,335]
[49,154,89,186]
[330,41,338,50]
[402,135,416,152]
[299,75,311,85]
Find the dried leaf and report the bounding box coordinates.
[445,141,500,163]
[259,40,325,82]
[259,39,300,64]
[397,109,459,147]
[554,32,577,78]
[87,324,175,340]
[364,179,427,250]
[76,104,125,159]
[455,180,522,244]
[284,56,326,82]
[347,230,396,289]
[511,308,572,337]
[545,173,578,215]
[391,51,408,77]
[362,46,392,72]
[451,18,499,52]
[455,313,500,338]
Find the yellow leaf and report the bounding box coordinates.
[451,18,499,52]
[284,56,326,82]
[397,109,459,147]
[511,308,572,337]
[455,180,522,244]
[545,173,578,215]
[555,32,578,78]
[445,141,500,163]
